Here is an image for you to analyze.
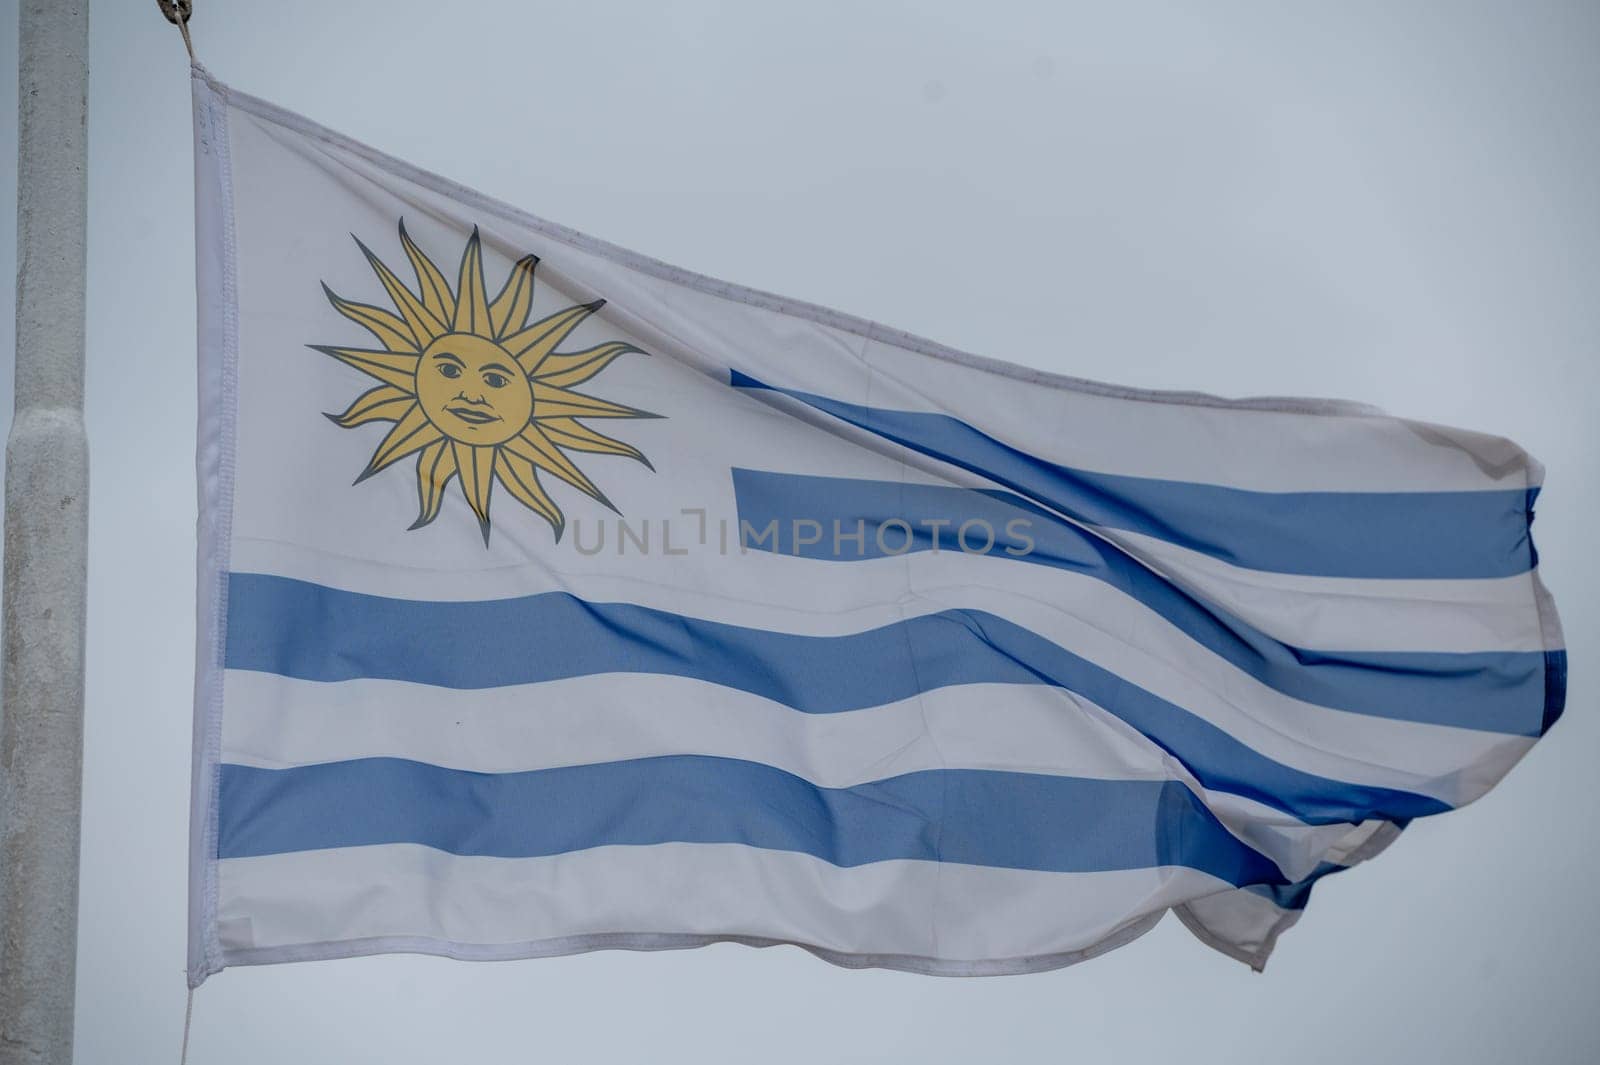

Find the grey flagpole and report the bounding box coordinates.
[0,1,90,1062]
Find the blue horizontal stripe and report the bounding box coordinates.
[226,573,1449,824]
[217,755,1288,888]
[730,371,1537,581]
[732,469,1551,736]
[1244,861,1343,911]
[1543,650,1568,734]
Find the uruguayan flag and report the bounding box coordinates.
[187,67,1566,989]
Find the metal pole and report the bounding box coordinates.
[1,1,90,1061]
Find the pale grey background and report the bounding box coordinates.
[1,1,1596,1061]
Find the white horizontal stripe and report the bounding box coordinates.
[1089,530,1551,654]
[215,841,1236,969]
[219,671,1409,882]
[229,538,1535,807]
[221,674,1168,783]
[858,341,1539,492]
[231,524,1547,656]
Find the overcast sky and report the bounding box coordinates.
[1,1,1596,1062]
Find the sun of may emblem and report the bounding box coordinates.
[313,221,657,543]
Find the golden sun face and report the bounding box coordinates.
[313,221,657,543]
[417,333,533,446]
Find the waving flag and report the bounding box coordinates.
[186,67,1565,988]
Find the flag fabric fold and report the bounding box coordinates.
[186,66,1565,989]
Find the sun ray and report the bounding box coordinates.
[532,342,641,390]
[537,417,654,469]
[504,425,615,511]
[322,284,418,353]
[399,219,456,326]
[310,345,422,392]
[490,255,538,339]
[452,227,492,335]
[318,226,657,540]
[326,384,416,428]
[452,440,498,542]
[532,381,659,420]
[504,301,604,373]
[354,235,449,347]
[495,450,565,539]
[357,405,442,482]
[409,438,457,530]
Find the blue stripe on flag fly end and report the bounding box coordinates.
[217,755,1288,889]
[729,469,1553,738]
[1543,650,1568,734]
[728,370,1539,581]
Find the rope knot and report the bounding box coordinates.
[157,0,192,24]
[156,0,197,63]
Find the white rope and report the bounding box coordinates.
[179,985,195,1065]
